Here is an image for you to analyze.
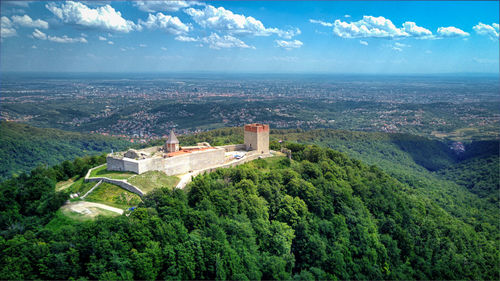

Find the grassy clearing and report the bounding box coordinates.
[66,178,95,195]
[55,175,79,191]
[45,207,119,228]
[44,210,81,230]
[128,171,180,193]
[85,182,142,209]
[89,164,135,180]
[245,156,286,172]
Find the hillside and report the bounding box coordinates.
[0,121,131,180]
[0,143,498,279]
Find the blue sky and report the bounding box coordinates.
[1,1,498,73]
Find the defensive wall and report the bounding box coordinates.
[175,151,274,189]
[84,165,145,197]
[107,147,226,176]
[220,144,247,152]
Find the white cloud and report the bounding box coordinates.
[344,14,351,18]
[389,42,410,51]
[32,28,87,43]
[185,5,300,38]
[473,22,499,39]
[175,35,198,42]
[161,47,168,51]
[46,1,137,33]
[32,28,46,40]
[11,14,49,29]
[359,40,368,46]
[401,21,432,37]
[107,41,114,45]
[333,16,407,38]
[139,12,190,34]
[3,1,32,8]
[394,42,410,48]
[275,39,303,50]
[437,26,469,37]
[134,1,202,12]
[309,19,333,27]
[139,44,147,47]
[98,36,107,41]
[201,33,253,49]
[1,16,17,38]
[324,16,433,39]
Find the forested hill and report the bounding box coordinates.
[0,143,498,279]
[0,121,131,180]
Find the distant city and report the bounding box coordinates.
[1,74,499,142]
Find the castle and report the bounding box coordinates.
[106,123,270,175]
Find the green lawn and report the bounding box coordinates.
[89,164,135,180]
[55,175,79,191]
[66,177,96,195]
[85,182,142,209]
[128,171,180,193]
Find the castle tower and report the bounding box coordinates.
[244,123,269,154]
[165,130,179,152]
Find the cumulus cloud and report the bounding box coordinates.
[200,33,253,49]
[175,35,198,42]
[437,26,469,37]
[134,1,202,12]
[313,16,433,39]
[275,39,303,50]
[333,16,411,38]
[473,22,499,39]
[139,12,190,34]
[32,28,87,43]
[107,41,114,45]
[401,21,432,37]
[98,36,107,41]
[1,16,17,38]
[11,14,49,29]
[359,40,368,46]
[185,5,300,38]
[309,19,333,27]
[46,1,137,33]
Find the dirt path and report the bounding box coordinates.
[64,201,124,215]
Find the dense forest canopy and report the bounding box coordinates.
[0,121,131,180]
[0,139,498,280]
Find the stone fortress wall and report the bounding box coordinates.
[106,124,270,176]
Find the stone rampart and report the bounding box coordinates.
[85,165,144,197]
[85,177,144,197]
[177,152,273,189]
[220,144,247,152]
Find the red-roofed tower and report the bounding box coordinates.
[244,123,269,154]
